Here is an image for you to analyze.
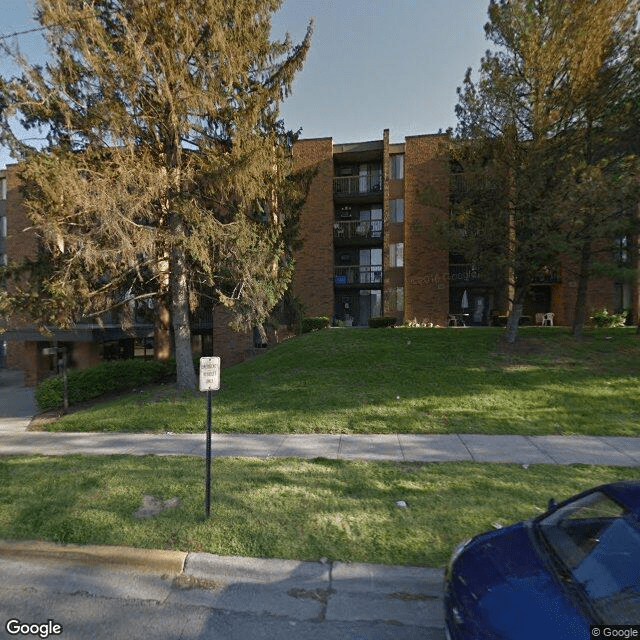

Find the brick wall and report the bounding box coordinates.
[5,164,37,266]
[291,138,334,319]
[403,135,449,325]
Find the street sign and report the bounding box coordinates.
[199,356,221,392]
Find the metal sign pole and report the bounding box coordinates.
[205,389,212,518]
[199,356,220,520]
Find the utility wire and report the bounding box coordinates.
[0,26,47,42]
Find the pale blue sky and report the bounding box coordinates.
[1,0,491,167]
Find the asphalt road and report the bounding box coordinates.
[0,555,446,640]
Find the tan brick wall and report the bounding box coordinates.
[403,135,449,325]
[291,138,334,319]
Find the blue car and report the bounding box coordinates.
[444,480,640,639]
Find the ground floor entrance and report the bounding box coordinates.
[334,289,382,326]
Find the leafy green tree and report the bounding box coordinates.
[0,0,312,388]
[452,0,639,341]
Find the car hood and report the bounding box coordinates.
[450,523,591,639]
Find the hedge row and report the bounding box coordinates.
[368,316,397,328]
[301,317,330,333]
[35,358,176,411]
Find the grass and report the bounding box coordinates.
[2,455,640,567]
[38,326,640,436]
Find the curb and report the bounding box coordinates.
[0,540,186,575]
[0,539,444,588]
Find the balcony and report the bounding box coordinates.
[333,220,383,243]
[333,175,383,199]
[334,265,383,287]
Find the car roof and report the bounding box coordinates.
[600,480,640,517]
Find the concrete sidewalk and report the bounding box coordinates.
[1,430,640,466]
[0,368,39,432]
[2,367,639,466]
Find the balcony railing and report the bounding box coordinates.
[333,175,383,197]
[334,265,383,286]
[333,220,383,241]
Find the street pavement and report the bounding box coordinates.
[1,366,639,638]
[0,542,445,639]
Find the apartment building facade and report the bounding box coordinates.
[2,130,638,384]
[291,130,450,327]
[291,130,639,330]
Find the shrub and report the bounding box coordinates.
[589,308,627,328]
[368,316,397,328]
[301,317,330,333]
[35,358,176,411]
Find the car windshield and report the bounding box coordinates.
[537,491,640,624]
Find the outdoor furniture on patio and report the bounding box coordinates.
[543,312,554,326]
[535,313,544,326]
[449,313,469,327]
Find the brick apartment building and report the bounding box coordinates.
[2,129,638,384]
[291,129,639,330]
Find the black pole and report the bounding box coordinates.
[205,389,212,518]
[62,348,68,415]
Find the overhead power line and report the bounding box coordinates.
[0,26,48,42]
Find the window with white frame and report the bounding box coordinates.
[390,155,404,180]
[0,177,6,201]
[390,242,404,268]
[390,198,404,223]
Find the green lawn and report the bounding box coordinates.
[2,455,639,567]
[40,327,640,436]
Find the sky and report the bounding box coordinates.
[0,0,492,168]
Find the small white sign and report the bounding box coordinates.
[199,356,221,391]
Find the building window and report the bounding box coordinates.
[390,155,404,180]
[1,216,7,238]
[0,177,6,201]
[359,163,382,193]
[390,242,404,268]
[390,198,404,223]
[615,236,630,266]
[388,286,404,312]
[359,289,382,324]
[359,248,382,283]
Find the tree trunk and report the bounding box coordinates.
[170,223,197,390]
[572,240,592,337]
[154,296,171,362]
[505,302,523,343]
[505,286,525,343]
[154,251,172,362]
